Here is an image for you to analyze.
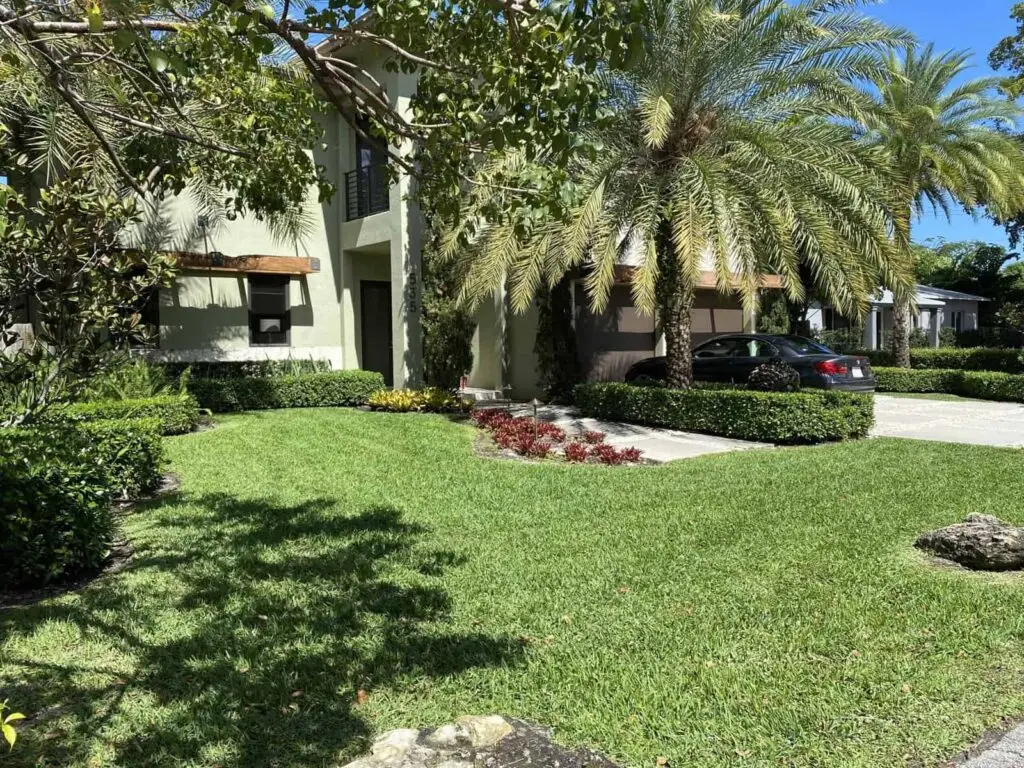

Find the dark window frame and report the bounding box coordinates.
[248,274,291,347]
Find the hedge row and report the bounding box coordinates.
[574,383,874,444]
[873,367,1024,403]
[1,417,165,586]
[188,370,385,412]
[44,394,200,435]
[861,347,1024,373]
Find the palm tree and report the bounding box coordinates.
[862,44,1024,367]
[446,0,915,388]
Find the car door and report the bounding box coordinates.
[694,338,746,382]
[728,338,780,383]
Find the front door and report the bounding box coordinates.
[360,281,393,387]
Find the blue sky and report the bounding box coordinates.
[866,0,1019,249]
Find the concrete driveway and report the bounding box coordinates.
[872,395,1024,447]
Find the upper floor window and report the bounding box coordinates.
[249,275,290,346]
[346,120,390,220]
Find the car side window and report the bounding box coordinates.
[695,340,734,359]
[732,339,779,358]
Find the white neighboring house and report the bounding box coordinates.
[807,284,988,350]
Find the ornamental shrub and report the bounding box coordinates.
[43,394,200,435]
[0,434,113,586]
[873,367,1024,403]
[367,388,474,413]
[747,359,801,392]
[858,347,1024,373]
[0,417,164,587]
[574,383,873,444]
[187,370,384,412]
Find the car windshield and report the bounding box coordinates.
[778,336,834,355]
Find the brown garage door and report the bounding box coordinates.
[575,283,656,382]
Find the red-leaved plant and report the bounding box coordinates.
[472,408,643,465]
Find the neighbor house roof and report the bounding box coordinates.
[867,283,989,308]
[915,284,990,302]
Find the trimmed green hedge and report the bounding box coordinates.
[873,367,1024,403]
[187,370,385,412]
[79,417,166,496]
[860,347,1024,373]
[574,383,874,444]
[45,395,200,435]
[0,428,114,586]
[0,417,165,586]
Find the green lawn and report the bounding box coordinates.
[4,410,1024,768]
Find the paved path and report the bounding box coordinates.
[509,404,771,462]
[872,395,1024,447]
[956,723,1024,767]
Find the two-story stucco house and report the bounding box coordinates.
[141,46,766,397]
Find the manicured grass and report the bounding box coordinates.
[4,409,1024,767]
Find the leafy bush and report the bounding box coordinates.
[159,359,331,382]
[574,383,873,444]
[187,370,384,412]
[0,426,114,586]
[873,367,1024,403]
[43,394,200,435]
[859,347,1024,373]
[77,418,165,497]
[367,387,474,413]
[82,359,186,401]
[747,359,801,392]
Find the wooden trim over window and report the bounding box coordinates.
[167,251,320,275]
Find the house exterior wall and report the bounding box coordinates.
[939,300,980,332]
[143,48,424,387]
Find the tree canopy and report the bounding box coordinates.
[0,0,641,224]
[444,0,915,387]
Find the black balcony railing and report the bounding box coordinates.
[345,163,389,221]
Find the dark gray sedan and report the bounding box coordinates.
[624,334,876,392]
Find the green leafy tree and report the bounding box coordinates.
[860,45,1024,367]
[446,0,913,388]
[0,177,173,425]
[0,0,642,227]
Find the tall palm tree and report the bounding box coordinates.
[446,0,915,388]
[862,44,1024,367]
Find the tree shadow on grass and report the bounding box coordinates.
[0,496,520,767]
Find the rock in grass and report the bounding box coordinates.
[916,514,1024,571]
[339,715,621,767]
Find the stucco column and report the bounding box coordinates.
[930,308,941,348]
[388,70,423,388]
[864,308,877,350]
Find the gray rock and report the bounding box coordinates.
[338,716,621,768]
[916,515,1024,571]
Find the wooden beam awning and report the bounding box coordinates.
[168,251,320,275]
[611,265,784,290]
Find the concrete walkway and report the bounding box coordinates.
[872,395,1024,448]
[956,723,1024,768]
[507,404,771,462]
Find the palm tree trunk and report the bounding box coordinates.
[891,299,912,367]
[656,227,694,389]
[891,202,913,368]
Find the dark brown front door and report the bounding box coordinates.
[360,280,393,387]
